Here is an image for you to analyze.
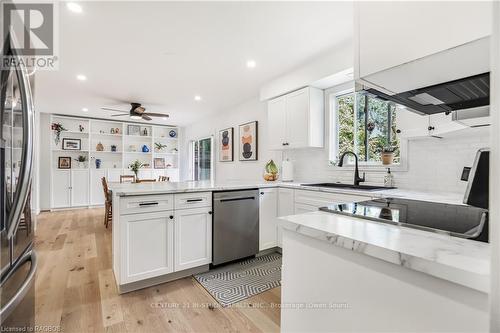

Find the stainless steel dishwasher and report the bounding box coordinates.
[212,189,259,265]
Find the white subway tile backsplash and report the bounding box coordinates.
[290,127,490,195]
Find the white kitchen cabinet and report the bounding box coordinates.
[355,2,492,79]
[90,169,106,205]
[294,203,318,215]
[71,169,89,206]
[395,108,467,139]
[268,97,287,150]
[174,207,212,271]
[277,188,294,247]
[259,188,278,251]
[121,211,174,283]
[267,87,324,150]
[52,170,71,208]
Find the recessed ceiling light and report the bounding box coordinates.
[194,95,202,101]
[82,107,88,112]
[246,60,256,68]
[67,2,83,13]
[76,74,87,81]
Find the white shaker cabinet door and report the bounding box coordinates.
[90,169,106,205]
[174,207,212,271]
[286,88,310,148]
[52,170,71,208]
[121,211,174,283]
[71,169,89,207]
[277,188,294,247]
[259,188,278,251]
[267,96,287,150]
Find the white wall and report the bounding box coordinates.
[181,97,281,182]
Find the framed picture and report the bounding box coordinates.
[128,124,141,136]
[239,121,258,161]
[62,138,81,150]
[58,157,71,169]
[154,157,166,169]
[219,127,234,162]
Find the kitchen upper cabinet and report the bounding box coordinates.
[71,169,89,207]
[174,207,212,271]
[277,188,294,247]
[267,87,324,150]
[268,97,287,150]
[395,108,467,139]
[259,188,278,251]
[52,170,71,208]
[355,2,492,80]
[121,211,174,283]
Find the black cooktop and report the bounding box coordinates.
[319,198,488,242]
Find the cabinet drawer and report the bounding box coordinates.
[294,190,371,208]
[120,194,174,215]
[175,192,212,210]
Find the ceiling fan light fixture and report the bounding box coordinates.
[130,115,142,120]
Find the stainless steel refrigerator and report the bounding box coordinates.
[0,32,36,328]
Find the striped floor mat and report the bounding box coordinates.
[194,253,282,307]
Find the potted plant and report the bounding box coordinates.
[51,122,67,145]
[381,146,396,165]
[129,160,144,182]
[154,142,167,153]
[263,160,279,181]
[74,155,87,168]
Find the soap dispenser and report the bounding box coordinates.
[384,168,394,187]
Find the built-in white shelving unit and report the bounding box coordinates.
[49,115,180,209]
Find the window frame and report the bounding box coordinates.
[327,85,408,171]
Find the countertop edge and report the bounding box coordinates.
[279,216,489,293]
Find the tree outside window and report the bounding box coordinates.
[335,92,400,164]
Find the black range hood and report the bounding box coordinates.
[365,72,490,115]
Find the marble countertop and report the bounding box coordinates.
[279,211,490,292]
[109,180,465,205]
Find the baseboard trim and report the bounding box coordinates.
[118,265,210,294]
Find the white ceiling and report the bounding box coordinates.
[35,1,353,126]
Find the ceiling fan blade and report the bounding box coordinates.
[110,114,129,117]
[101,107,128,113]
[141,114,152,121]
[144,112,169,118]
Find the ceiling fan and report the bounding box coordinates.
[101,102,169,121]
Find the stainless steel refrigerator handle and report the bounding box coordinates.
[0,250,37,323]
[6,31,35,239]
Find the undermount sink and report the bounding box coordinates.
[301,183,395,191]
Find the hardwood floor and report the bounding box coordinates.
[35,208,281,332]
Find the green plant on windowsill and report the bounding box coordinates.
[381,146,396,165]
[129,160,144,181]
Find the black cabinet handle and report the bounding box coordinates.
[139,202,159,207]
[428,126,435,131]
[169,215,174,219]
[208,211,212,215]
[396,129,401,134]
[260,192,264,195]
[187,198,203,203]
[282,142,286,146]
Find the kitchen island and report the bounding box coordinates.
[279,211,490,332]
[108,180,470,295]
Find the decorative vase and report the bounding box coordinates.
[382,152,394,165]
[142,145,150,153]
[111,145,117,152]
[96,142,104,151]
[95,159,102,169]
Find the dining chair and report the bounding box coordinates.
[158,176,169,182]
[120,175,135,183]
[101,177,112,228]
